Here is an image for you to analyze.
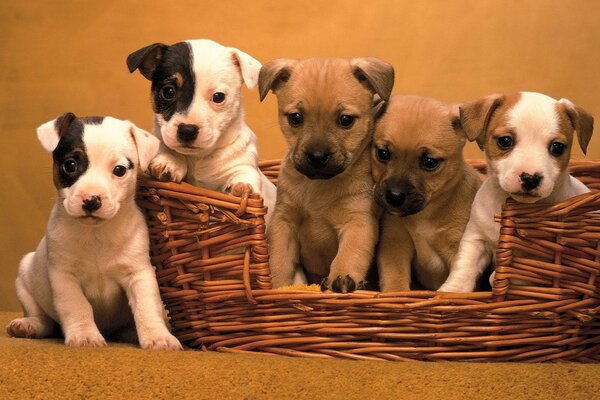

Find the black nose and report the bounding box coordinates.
[385,189,406,207]
[520,172,543,191]
[82,196,102,213]
[177,124,199,143]
[306,151,330,168]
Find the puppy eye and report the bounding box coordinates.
[421,156,440,171]
[338,114,355,128]
[376,147,391,162]
[497,136,514,150]
[113,165,127,177]
[161,85,176,101]
[62,158,78,175]
[287,112,303,127]
[212,92,225,103]
[549,141,566,156]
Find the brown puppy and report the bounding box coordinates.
[372,95,481,291]
[259,57,394,292]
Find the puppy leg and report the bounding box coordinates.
[148,144,188,182]
[119,267,182,350]
[227,166,263,196]
[7,273,56,339]
[377,218,413,292]
[438,229,492,293]
[267,209,301,288]
[323,214,378,293]
[49,268,107,347]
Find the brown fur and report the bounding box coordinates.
[259,57,394,292]
[372,95,481,291]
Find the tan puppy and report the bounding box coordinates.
[372,95,482,291]
[259,57,394,292]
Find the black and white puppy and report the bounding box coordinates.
[7,113,182,350]
[127,39,276,221]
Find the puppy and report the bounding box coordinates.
[372,95,482,291]
[439,92,594,292]
[7,113,182,350]
[259,57,394,292]
[126,39,276,222]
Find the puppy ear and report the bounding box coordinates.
[459,94,504,150]
[448,104,466,139]
[558,98,594,155]
[126,43,169,80]
[258,58,297,101]
[37,112,77,152]
[372,94,388,121]
[350,57,394,102]
[230,49,262,90]
[129,123,160,172]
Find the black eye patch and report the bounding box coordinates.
[150,42,195,122]
[52,118,89,188]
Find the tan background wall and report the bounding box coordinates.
[1,0,599,311]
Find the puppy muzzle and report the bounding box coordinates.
[375,180,426,217]
[295,150,345,180]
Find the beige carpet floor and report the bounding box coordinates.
[1,311,599,399]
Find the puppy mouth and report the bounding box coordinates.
[509,192,543,203]
[76,215,105,226]
[374,191,425,217]
[294,163,345,180]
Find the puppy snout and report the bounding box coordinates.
[385,189,406,208]
[520,172,543,191]
[82,195,102,213]
[177,124,199,143]
[305,150,331,168]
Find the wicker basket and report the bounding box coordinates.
[137,159,600,362]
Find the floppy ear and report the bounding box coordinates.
[448,104,467,140]
[459,94,505,150]
[258,58,297,101]
[230,48,262,90]
[126,43,169,80]
[37,112,77,153]
[372,94,388,121]
[559,98,594,155]
[350,57,395,102]
[129,123,160,172]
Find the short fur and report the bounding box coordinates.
[127,39,277,222]
[259,57,394,292]
[6,114,182,350]
[439,92,594,292]
[372,95,482,291]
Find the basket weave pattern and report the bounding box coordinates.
[138,160,600,362]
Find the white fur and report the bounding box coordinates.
[149,39,276,223]
[7,117,182,350]
[439,93,590,293]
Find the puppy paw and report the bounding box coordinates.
[148,153,186,182]
[7,318,43,338]
[228,182,254,197]
[65,330,107,347]
[320,275,366,293]
[139,331,183,351]
[437,281,473,293]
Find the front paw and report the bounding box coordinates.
[65,330,107,347]
[148,153,186,182]
[320,275,366,293]
[228,182,254,197]
[139,331,183,351]
[438,280,474,293]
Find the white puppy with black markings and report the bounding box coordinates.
[439,92,594,293]
[6,113,182,350]
[127,39,276,222]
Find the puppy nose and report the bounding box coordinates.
[520,172,543,191]
[177,124,199,143]
[385,189,406,207]
[306,151,330,168]
[82,196,102,213]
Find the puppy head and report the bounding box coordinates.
[259,57,394,179]
[127,39,261,155]
[37,113,159,226]
[460,92,594,203]
[371,95,467,216]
